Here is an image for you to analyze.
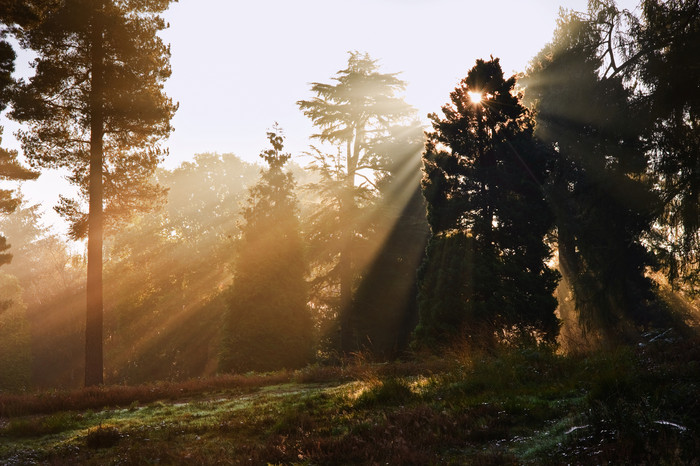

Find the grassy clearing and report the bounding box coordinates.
[1,335,699,464]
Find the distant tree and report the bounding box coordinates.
[103,152,259,384]
[0,199,85,389]
[0,153,259,388]
[220,126,313,373]
[415,58,559,350]
[0,273,31,391]
[7,0,177,385]
[298,52,418,352]
[523,6,662,342]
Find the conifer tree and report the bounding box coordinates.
[7,0,176,385]
[524,7,659,341]
[221,126,312,373]
[0,142,37,267]
[416,58,559,349]
[298,52,417,352]
[631,0,700,292]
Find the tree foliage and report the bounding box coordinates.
[103,152,258,383]
[0,199,85,388]
[416,58,559,350]
[0,37,15,110]
[0,141,38,267]
[0,34,38,267]
[631,0,700,292]
[0,273,31,391]
[522,1,688,341]
[6,0,177,385]
[298,52,419,352]
[8,0,176,236]
[221,127,313,372]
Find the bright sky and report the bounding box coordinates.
[2,0,640,237]
[158,0,595,168]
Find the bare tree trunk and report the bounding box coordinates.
[338,137,355,353]
[338,219,353,353]
[85,2,104,387]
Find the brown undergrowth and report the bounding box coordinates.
[0,372,293,418]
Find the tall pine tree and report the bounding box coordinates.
[7,0,176,385]
[416,58,559,350]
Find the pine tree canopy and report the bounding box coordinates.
[416,58,559,350]
[8,0,176,238]
[4,0,177,386]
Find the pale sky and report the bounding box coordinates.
[2,0,640,237]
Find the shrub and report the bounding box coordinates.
[356,377,414,407]
[85,425,122,449]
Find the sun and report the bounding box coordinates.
[468,91,483,104]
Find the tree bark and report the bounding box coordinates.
[338,137,355,353]
[85,2,104,387]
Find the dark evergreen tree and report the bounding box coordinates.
[524,6,661,342]
[221,126,313,373]
[298,52,418,352]
[559,0,699,294]
[7,0,177,385]
[415,58,559,350]
[631,0,700,292]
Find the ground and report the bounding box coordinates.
[1,334,699,465]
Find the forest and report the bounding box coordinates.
[0,0,698,464]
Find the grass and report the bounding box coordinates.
[1,335,699,464]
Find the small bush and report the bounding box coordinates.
[356,377,414,407]
[85,425,122,449]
